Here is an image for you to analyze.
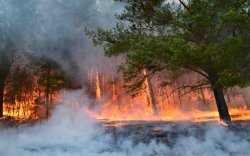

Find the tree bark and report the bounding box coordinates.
[143,69,158,115]
[147,78,158,115]
[208,72,231,122]
[196,74,207,110]
[176,80,182,111]
[212,86,231,122]
[0,79,4,117]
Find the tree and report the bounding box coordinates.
[86,0,250,123]
[32,56,72,119]
[4,67,35,117]
[0,0,39,117]
[0,36,15,117]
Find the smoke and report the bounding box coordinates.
[0,90,250,156]
[35,0,123,81]
[0,0,122,81]
[1,1,250,155]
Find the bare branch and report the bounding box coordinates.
[178,86,211,98]
[178,0,190,10]
[185,66,209,79]
[163,81,210,100]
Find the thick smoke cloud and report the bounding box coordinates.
[0,0,122,81]
[0,90,250,156]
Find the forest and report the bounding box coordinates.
[0,0,250,156]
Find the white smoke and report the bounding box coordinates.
[0,90,249,156]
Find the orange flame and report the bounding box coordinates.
[87,70,250,124]
[96,71,102,100]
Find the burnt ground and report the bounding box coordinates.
[1,116,250,137]
[0,116,41,128]
[1,117,250,155]
[101,120,250,145]
[1,116,250,140]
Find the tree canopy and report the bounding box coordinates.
[86,0,250,122]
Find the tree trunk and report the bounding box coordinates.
[196,74,207,110]
[208,72,231,123]
[212,86,231,122]
[143,69,158,115]
[0,72,8,117]
[46,68,51,120]
[147,78,158,115]
[165,87,170,108]
[0,80,4,117]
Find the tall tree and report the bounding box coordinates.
[86,0,250,122]
[0,35,15,117]
[32,56,72,119]
[0,0,39,117]
[4,67,35,117]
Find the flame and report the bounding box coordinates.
[2,81,63,121]
[3,102,32,120]
[96,71,102,100]
[87,70,250,125]
[3,67,250,125]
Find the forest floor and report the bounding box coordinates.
[101,120,250,145]
[1,116,250,155]
[0,116,40,128]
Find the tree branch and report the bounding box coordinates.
[178,86,211,98]
[178,0,190,10]
[164,81,210,99]
[185,66,209,79]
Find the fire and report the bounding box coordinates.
[3,90,38,120]
[3,67,250,124]
[96,71,102,100]
[86,70,250,124]
[3,102,32,120]
[2,82,62,121]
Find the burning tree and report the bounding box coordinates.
[0,52,75,120]
[4,67,35,118]
[86,0,250,123]
[31,56,73,119]
[0,40,15,117]
[0,0,39,117]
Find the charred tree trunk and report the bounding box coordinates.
[0,77,5,117]
[212,87,231,122]
[143,69,158,115]
[208,72,231,123]
[165,87,170,108]
[147,78,158,115]
[196,73,207,110]
[46,68,51,120]
[176,80,182,111]
[0,71,8,117]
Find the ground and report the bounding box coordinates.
[1,116,250,156]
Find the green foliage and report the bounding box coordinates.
[86,0,250,93]
[31,56,73,92]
